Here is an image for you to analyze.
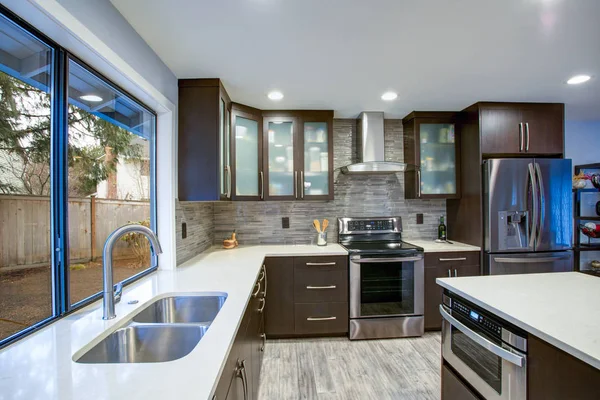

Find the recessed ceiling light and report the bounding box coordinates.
[267,91,284,101]
[80,94,103,102]
[381,92,398,101]
[567,75,591,85]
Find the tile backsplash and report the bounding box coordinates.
[176,119,446,265]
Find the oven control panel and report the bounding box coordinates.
[452,301,502,336]
[347,219,394,232]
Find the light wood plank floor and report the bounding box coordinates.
[258,332,441,400]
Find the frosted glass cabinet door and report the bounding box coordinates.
[266,119,295,198]
[303,122,329,197]
[234,116,259,196]
[419,123,457,195]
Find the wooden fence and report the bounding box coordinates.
[0,195,150,270]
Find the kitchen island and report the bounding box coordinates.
[437,272,600,400]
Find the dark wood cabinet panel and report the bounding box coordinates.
[293,255,347,271]
[480,106,522,156]
[294,302,349,335]
[528,335,600,400]
[424,251,480,330]
[264,257,295,336]
[442,364,482,400]
[520,104,564,155]
[294,268,347,303]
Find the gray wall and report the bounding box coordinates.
[176,119,446,265]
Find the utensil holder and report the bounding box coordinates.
[317,232,327,246]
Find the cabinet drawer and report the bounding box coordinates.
[294,255,347,271]
[425,251,480,267]
[294,268,347,303]
[294,302,348,335]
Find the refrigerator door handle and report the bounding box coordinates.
[528,163,539,249]
[493,255,570,264]
[534,162,545,248]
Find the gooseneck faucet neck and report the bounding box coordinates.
[102,224,162,320]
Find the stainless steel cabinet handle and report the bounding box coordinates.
[454,269,458,277]
[260,171,264,199]
[262,265,267,297]
[300,171,305,199]
[439,257,467,262]
[252,282,261,298]
[294,171,299,199]
[258,270,265,282]
[525,122,530,152]
[351,256,423,263]
[306,262,337,266]
[417,170,421,197]
[440,305,524,367]
[228,165,232,199]
[258,298,266,313]
[260,333,266,352]
[241,360,249,400]
[307,316,337,321]
[306,285,337,290]
[519,123,523,152]
[447,269,451,277]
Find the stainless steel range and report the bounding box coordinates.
[338,217,425,340]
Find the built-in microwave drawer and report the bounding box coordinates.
[294,302,348,334]
[294,268,347,303]
[293,256,347,271]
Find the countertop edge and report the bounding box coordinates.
[436,277,600,370]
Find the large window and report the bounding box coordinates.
[0,7,157,344]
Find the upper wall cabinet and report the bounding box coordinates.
[232,103,264,201]
[263,110,334,201]
[479,102,564,156]
[178,79,231,201]
[403,112,460,199]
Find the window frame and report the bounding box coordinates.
[0,4,158,348]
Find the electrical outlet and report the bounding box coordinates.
[282,217,290,229]
[182,222,187,239]
[416,214,424,225]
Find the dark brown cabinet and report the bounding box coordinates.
[403,112,460,199]
[424,251,480,330]
[442,364,481,400]
[478,102,564,156]
[178,78,231,201]
[213,267,265,400]
[264,255,348,337]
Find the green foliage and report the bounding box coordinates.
[120,219,151,267]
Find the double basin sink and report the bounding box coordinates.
[74,294,227,364]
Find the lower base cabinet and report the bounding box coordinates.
[213,266,266,400]
[441,364,480,400]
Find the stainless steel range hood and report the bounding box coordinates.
[340,112,412,174]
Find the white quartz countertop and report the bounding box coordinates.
[0,244,347,400]
[405,239,481,252]
[437,272,600,370]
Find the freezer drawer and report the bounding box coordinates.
[485,251,573,275]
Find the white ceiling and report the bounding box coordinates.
[111,0,600,120]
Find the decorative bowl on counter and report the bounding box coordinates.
[580,223,600,239]
[590,260,600,270]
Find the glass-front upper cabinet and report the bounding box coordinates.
[402,112,460,199]
[232,104,263,200]
[300,113,333,200]
[263,116,297,200]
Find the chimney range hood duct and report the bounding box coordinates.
[340,112,413,174]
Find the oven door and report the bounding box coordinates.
[440,304,527,400]
[349,254,424,319]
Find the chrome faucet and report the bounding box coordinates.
[102,224,163,320]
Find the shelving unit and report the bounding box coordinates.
[573,163,600,271]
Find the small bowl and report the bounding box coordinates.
[573,180,587,189]
[579,223,600,239]
[590,260,600,270]
[592,174,600,190]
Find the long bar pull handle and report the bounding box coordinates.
[306,262,337,266]
[447,269,451,277]
[307,316,337,321]
[454,269,458,277]
[294,171,299,199]
[260,333,266,352]
[525,122,530,152]
[439,257,467,262]
[252,282,261,298]
[241,360,249,400]
[261,264,267,297]
[306,285,337,290]
[528,163,539,249]
[417,170,421,197]
[258,298,266,313]
[493,256,570,264]
[440,305,524,366]
[300,171,304,199]
[350,256,423,263]
[534,163,545,247]
[260,171,264,200]
[519,123,524,152]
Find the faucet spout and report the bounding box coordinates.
[102,224,162,320]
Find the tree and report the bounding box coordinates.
[0,71,142,197]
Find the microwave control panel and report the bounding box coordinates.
[452,301,502,336]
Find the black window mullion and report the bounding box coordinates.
[51,48,71,315]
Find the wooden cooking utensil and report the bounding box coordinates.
[313,219,321,233]
[322,219,329,232]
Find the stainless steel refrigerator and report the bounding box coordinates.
[483,158,573,275]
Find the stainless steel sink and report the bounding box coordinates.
[132,295,227,324]
[75,325,206,363]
